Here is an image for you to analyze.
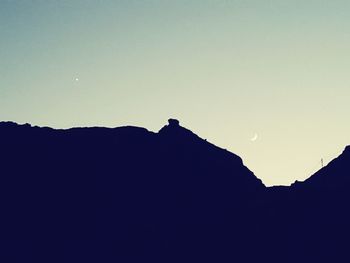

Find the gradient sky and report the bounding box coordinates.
[1,0,350,186]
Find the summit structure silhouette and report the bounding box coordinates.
[0,119,349,262]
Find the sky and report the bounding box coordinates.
[1,0,350,186]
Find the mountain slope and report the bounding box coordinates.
[293,146,350,190]
[0,119,265,262]
[1,119,350,263]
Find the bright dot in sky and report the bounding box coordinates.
[250,133,258,142]
[75,78,79,81]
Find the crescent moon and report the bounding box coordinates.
[250,133,258,142]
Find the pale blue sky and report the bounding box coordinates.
[1,1,350,185]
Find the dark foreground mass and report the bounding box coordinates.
[1,119,349,262]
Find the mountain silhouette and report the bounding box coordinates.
[293,146,350,189]
[0,119,349,262]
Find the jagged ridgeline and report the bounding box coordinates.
[0,119,349,263]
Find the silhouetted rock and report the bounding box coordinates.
[168,118,180,127]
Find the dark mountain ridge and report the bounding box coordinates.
[292,145,350,189]
[0,119,349,262]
